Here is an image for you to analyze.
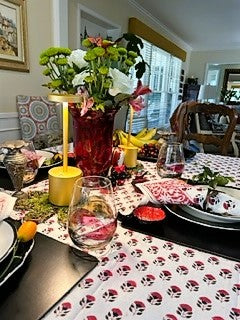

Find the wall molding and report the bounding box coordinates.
[127,0,192,52]
[0,112,21,142]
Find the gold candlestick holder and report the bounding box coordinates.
[47,94,82,206]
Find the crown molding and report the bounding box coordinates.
[127,0,192,51]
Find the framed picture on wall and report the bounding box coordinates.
[0,0,29,72]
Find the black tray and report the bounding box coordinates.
[0,231,98,320]
[119,205,240,262]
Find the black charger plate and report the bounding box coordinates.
[0,231,98,320]
[119,205,240,262]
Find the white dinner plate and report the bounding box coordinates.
[180,186,240,224]
[0,221,17,263]
[165,204,240,231]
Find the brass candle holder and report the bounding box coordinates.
[47,94,82,206]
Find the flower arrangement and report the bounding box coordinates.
[39,33,151,116]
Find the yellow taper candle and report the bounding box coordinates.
[127,105,134,146]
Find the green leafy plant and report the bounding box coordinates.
[192,166,235,188]
[39,33,151,115]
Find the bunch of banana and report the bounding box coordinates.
[115,128,158,148]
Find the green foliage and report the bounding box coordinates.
[192,166,235,188]
[39,46,75,93]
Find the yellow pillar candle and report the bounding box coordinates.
[48,166,82,206]
[119,145,138,168]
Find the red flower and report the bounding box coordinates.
[134,80,152,96]
[114,165,126,173]
[130,80,152,112]
[130,96,145,112]
[88,36,103,47]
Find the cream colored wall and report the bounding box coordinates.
[0,0,53,113]
[0,0,191,117]
[188,49,240,84]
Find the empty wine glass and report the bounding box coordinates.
[68,176,117,257]
[157,142,185,178]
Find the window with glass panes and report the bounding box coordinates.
[126,38,182,133]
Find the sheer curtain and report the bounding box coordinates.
[126,38,182,133]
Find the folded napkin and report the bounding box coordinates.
[0,192,17,221]
[135,179,240,218]
[206,190,240,217]
[136,178,208,208]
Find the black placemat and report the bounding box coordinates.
[119,206,240,262]
[0,232,98,320]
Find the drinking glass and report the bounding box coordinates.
[68,176,117,257]
[157,142,185,178]
[21,141,39,184]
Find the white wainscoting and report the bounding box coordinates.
[0,113,21,143]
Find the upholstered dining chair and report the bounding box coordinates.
[16,95,62,148]
[175,101,238,156]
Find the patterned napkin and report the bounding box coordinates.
[206,189,240,217]
[135,178,208,207]
[0,192,17,221]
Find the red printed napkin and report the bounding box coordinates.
[136,178,208,207]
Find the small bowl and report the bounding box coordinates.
[133,206,166,222]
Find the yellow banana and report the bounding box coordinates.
[118,131,135,147]
[135,127,148,139]
[121,131,145,148]
[139,128,157,141]
[146,139,158,145]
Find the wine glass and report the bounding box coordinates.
[157,142,185,178]
[20,141,39,184]
[68,176,118,257]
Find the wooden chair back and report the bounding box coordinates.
[176,101,238,155]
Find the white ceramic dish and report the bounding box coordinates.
[0,239,34,286]
[0,221,17,263]
[165,205,240,231]
[180,186,240,224]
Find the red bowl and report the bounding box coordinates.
[133,206,166,222]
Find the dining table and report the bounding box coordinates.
[1,152,240,319]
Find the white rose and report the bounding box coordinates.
[68,49,88,69]
[72,71,90,87]
[108,68,134,96]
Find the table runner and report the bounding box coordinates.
[40,222,240,320]
[6,153,240,319]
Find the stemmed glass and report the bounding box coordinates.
[20,141,39,184]
[68,176,118,257]
[157,142,185,178]
[1,140,28,198]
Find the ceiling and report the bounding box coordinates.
[133,0,240,51]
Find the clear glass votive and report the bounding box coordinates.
[157,142,185,178]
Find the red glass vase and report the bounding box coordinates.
[70,107,118,176]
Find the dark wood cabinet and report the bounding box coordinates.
[182,84,200,102]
